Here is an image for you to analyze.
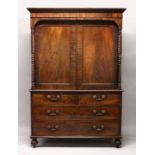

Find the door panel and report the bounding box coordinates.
[78,25,118,89]
[34,24,76,89]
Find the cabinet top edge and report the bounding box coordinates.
[30,89,123,93]
[27,8,126,13]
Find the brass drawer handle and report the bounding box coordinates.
[47,110,59,116]
[47,125,59,131]
[93,109,106,116]
[92,125,105,132]
[92,95,106,101]
[47,94,61,102]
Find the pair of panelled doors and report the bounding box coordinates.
[34,20,118,90]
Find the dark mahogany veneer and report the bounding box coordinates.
[28,8,126,148]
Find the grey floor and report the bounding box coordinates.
[18,126,135,155]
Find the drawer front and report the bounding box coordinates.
[79,93,121,105]
[32,93,121,106]
[32,105,120,120]
[32,93,75,106]
[32,119,119,136]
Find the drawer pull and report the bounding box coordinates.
[47,95,61,102]
[47,110,59,116]
[92,95,106,101]
[92,125,105,132]
[93,109,106,116]
[47,125,59,131]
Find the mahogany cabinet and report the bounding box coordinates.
[28,8,126,148]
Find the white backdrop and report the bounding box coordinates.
[18,0,135,154]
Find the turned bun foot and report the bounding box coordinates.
[31,138,38,148]
[114,138,122,148]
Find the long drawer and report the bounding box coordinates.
[32,119,120,136]
[32,105,120,120]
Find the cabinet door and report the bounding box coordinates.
[77,24,118,89]
[34,23,76,89]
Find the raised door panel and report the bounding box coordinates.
[34,23,76,89]
[78,24,118,89]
